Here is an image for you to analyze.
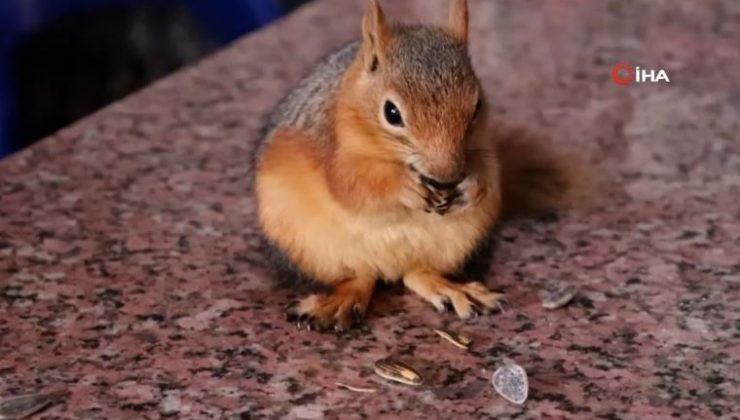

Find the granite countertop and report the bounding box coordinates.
[1,0,739,418]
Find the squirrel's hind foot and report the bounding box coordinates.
[404,273,506,319]
[285,277,376,333]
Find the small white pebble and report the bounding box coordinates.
[159,395,181,415]
[492,363,529,405]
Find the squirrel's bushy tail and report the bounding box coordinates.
[494,124,594,218]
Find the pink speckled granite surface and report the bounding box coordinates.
[1,0,739,419]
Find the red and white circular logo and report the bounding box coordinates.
[611,63,634,86]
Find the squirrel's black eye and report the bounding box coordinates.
[384,100,404,127]
[473,99,483,120]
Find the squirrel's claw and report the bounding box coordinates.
[298,314,314,329]
[350,305,365,324]
[284,302,300,322]
[285,302,317,330]
[440,297,454,313]
[466,294,485,317]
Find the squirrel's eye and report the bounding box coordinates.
[473,99,483,120]
[384,101,404,127]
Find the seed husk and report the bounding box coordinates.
[373,358,423,386]
[0,390,66,419]
[433,329,472,350]
[539,286,578,310]
[336,382,377,393]
[492,363,529,405]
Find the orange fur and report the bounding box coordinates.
[255,0,589,331]
[256,127,501,285]
[326,89,411,213]
[447,0,469,44]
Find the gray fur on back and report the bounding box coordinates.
[250,41,358,186]
[263,41,360,139]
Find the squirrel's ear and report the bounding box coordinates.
[447,0,469,44]
[362,0,391,72]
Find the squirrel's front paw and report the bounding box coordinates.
[399,171,432,211]
[425,175,486,215]
[448,175,487,214]
[401,168,486,214]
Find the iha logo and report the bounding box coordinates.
[611,63,670,86]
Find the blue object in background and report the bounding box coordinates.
[0,0,284,159]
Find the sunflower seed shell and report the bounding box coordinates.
[0,391,66,419]
[336,382,378,393]
[373,358,423,386]
[433,329,472,349]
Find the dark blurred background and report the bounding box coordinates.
[0,0,311,159]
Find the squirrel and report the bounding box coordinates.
[254,0,590,332]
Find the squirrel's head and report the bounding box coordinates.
[343,0,483,186]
